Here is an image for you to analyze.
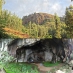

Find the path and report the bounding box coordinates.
[0,68,6,73]
[33,63,64,73]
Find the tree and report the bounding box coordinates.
[0,0,8,38]
[54,13,61,38]
[28,22,32,37]
[65,5,73,38]
[0,0,5,15]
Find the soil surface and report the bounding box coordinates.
[33,63,64,73]
[0,63,71,73]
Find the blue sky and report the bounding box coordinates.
[3,0,73,18]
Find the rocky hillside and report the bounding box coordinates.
[22,13,54,25]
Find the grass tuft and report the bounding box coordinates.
[42,61,61,67]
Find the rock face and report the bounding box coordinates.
[0,39,12,51]
[16,38,65,63]
[44,49,53,61]
[63,39,73,62]
[1,39,73,63]
[8,39,39,58]
[22,13,54,25]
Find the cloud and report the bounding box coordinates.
[3,0,73,18]
[50,3,65,16]
[52,3,60,11]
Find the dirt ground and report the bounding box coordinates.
[0,63,70,73]
[33,63,65,73]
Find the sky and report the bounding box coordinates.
[3,0,73,18]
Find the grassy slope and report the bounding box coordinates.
[3,27,29,38]
[4,62,39,73]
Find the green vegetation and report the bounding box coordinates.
[65,5,73,38]
[0,0,73,38]
[0,51,39,73]
[4,63,39,73]
[0,51,15,63]
[24,19,67,38]
[42,61,61,67]
[47,64,72,73]
[0,0,27,38]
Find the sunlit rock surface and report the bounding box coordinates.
[69,60,73,66]
[56,70,65,73]
[0,39,73,62]
[0,39,13,51]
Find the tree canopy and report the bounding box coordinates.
[0,0,72,38]
[65,5,73,38]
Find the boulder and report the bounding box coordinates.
[56,70,65,73]
[69,60,73,66]
[70,51,73,60]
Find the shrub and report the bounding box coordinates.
[0,51,16,63]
